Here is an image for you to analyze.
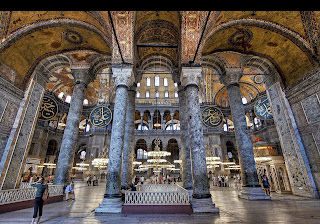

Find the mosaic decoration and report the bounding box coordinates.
[228,28,253,46]
[63,29,83,44]
[201,106,224,128]
[38,95,58,121]
[254,96,273,120]
[89,105,112,128]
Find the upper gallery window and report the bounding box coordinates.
[137,82,140,87]
[136,91,140,98]
[164,91,169,98]
[146,77,151,86]
[155,75,160,86]
[164,78,168,86]
[155,91,159,98]
[146,91,150,98]
[65,95,71,103]
[242,97,248,104]
[174,91,178,98]
[58,92,64,99]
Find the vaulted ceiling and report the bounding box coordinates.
[0,11,319,92]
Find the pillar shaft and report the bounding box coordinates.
[226,83,260,187]
[54,69,90,186]
[105,66,134,197]
[121,87,136,188]
[181,67,210,198]
[178,85,193,190]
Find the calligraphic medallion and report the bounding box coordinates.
[201,106,224,128]
[89,106,112,128]
[254,96,273,120]
[38,95,58,121]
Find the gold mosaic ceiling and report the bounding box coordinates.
[0,11,319,92]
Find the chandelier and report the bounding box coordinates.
[92,147,109,170]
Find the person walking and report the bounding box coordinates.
[30,177,47,224]
[65,182,75,202]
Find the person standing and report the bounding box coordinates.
[30,177,47,224]
[140,176,144,185]
[65,182,75,202]
[262,175,271,196]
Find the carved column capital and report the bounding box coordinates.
[180,67,202,87]
[219,68,244,87]
[71,67,93,87]
[112,66,135,87]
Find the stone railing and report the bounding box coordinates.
[124,184,189,205]
[0,185,64,204]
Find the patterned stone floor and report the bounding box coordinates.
[1,181,320,223]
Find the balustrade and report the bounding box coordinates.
[0,185,64,204]
[124,184,189,205]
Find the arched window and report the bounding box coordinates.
[155,75,160,86]
[136,91,140,98]
[146,77,151,86]
[164,78,168,86]
[146,91,150,98]
[65,95,71,103]
[137,148,144,159]
[155,91,159,98]
[83,99,88,105]
[242,97,248,104]
[58,92,64,99]
[164,91,169,98]
[174,91,178,98]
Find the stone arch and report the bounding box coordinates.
[166,138,179,164]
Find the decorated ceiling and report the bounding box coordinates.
[0,11,319,98]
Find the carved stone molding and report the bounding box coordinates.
[112,67,135,87]
[180,67,202,87]
[219,68,244,87]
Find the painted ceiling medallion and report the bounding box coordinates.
[228,29,253,46]
[63,29,83,45]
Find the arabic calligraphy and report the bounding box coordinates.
[89,106,112,128]
[38,96,58,121]
[254,96,273,120]
[201,106,224,128]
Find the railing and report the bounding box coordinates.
[0,185,64,204]
[124,184,189,205]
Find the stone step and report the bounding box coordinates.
[190,197,219,213]
[95,198,123,214]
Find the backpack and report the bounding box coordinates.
[42,185,49,201]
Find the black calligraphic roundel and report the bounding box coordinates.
[89,106,112,128]
[38,96,59,121]
[201,106,224,128]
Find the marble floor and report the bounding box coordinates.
[1,181,320,223]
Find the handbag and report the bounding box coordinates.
[42,185,49,201]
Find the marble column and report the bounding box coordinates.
[54,67,92,186]
[180,67,210,199]
[220,68,270,200]
[178,83,193,190]
[104,66,134,198]
[171,112,174,130]
[121,85,136,188]
[150,113,154,130]
[0,73,47,189]
[140,111,143,130]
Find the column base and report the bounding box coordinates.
[238,187,271,200]
[190,197,219,213]
[95,197,123,214]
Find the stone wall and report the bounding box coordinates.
[286,70,320,196]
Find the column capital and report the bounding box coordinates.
[71,67,93,86]
[219,68,244,87]
[112,66,135,87]
[180,67,202,87]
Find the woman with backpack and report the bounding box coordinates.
[30,177,48,224]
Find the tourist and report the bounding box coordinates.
[163,175,166,184]
[262,175,271,196]
[218,175,222,187]
[93,175,97,186]
[213,175,217,186]
[86,175,91,186]
[225,175,229,187]
[140,176,144,185]
[30,177,47,224]
[65,182,75,202]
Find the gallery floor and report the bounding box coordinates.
[1,181,320,224]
